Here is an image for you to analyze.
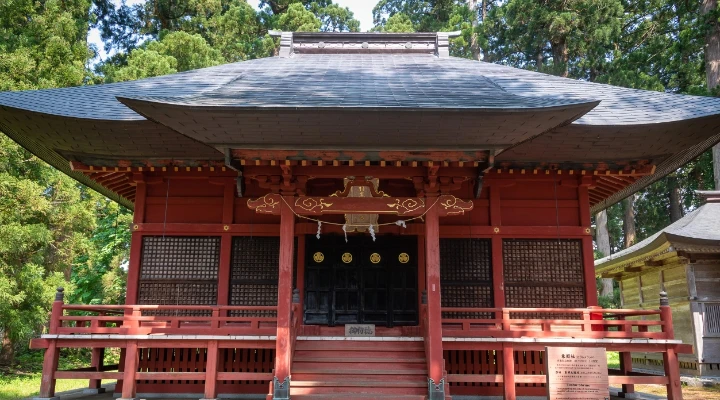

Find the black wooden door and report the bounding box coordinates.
[304,235,418,327]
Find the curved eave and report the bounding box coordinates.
[595,234,673,275]
[590,132,720,214]
[116,96,599,153]
[0,119,135,210]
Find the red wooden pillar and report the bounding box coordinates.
[218,180,235,319]
[38,341,60,399]
[202,340,219,400]
[582,236,599,306]
[491,237,505,312]
[296,235,306,307]
[424,204,445,398]
[119,341,139,400]
[273,199,295,399]
[125,175,147,306]
[579,179,598,307]
[502,342,516,400]
[38,288,64,399]
[660,292,682,400]
[87,348,106,393]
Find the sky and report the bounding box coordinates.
[88,0,374,61]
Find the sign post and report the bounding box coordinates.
[545,347,610,400]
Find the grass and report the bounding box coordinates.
[0,375,115,400]
[636,384,720,399]
[0,349,119,400]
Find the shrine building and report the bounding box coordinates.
[1,31,719,400]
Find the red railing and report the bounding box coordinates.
[52,304,278,336]
[441,307,674,339]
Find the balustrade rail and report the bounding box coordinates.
[441,307,672,339]
[52,304,278,336]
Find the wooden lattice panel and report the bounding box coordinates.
[502,239,583,283]
[503,239,585,318]
[140,236,221,280]
[440,239,493,319]
[137,236,221,315]
[229,237,280,317]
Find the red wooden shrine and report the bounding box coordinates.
[1,31,717,400]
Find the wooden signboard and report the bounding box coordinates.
[345,324,375,337]
[545,347,610,400]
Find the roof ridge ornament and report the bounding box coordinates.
[436,31,461,58]
[269,31,461,57]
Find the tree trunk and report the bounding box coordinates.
[702,0,720,189]
[669,175,683,222]
[0,330,13,366]
[469,0,480,61]
[703,0,720,92]
[596,210,614,297]
[623,196,636,248]
[551,39,569,77]
[714,145,720,190]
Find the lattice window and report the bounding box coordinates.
[140,236,220,280]
[705,303,720,337]
[137,236,221,316]
[440,239,493,319]
[230,237,280,317]
[503,239,585,319]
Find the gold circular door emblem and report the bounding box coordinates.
[342,252,353,264]
[398,253,410,264]
[370,253,381,264]
[313,252,324,263]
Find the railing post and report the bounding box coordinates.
[502,309,511,331]
[201,340,219,400]
[49,287,64,334]
[87,348,106,394]
[36,287,64,400]
[503,342,516,400]
[659,291,682,400]
[660,291,674,339]
[119,340,139,400]
[617,315,635,398]
[588,306,603,332]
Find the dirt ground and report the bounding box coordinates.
[635,384,720,399]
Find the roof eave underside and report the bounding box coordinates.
[0,119,135,210]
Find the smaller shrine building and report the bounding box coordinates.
[596,190,720,378]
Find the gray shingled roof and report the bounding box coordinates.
[595,200,720,270]
[1,42,720,209]
[1,53,719,123]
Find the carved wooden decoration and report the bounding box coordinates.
[247,193,473,217]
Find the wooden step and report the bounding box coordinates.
[293,373,427,382]
[295,340,423,352]
[293,355,427,363]
[294,349,425,360]
[290,386,427,396]
[291,395,426,400]
[293,362,427,372]
[292,379,426,388]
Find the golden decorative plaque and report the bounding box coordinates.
[545,346,609,400]
[370,253,381,264]
[342,253,353,264]
[313,252,324,263]
[398,253,410,264]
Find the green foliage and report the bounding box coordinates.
[310,2,360,32]
[483,0,624,77]
[378,13,415,32]
[0,0,93,90]
[276,3,321,32]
